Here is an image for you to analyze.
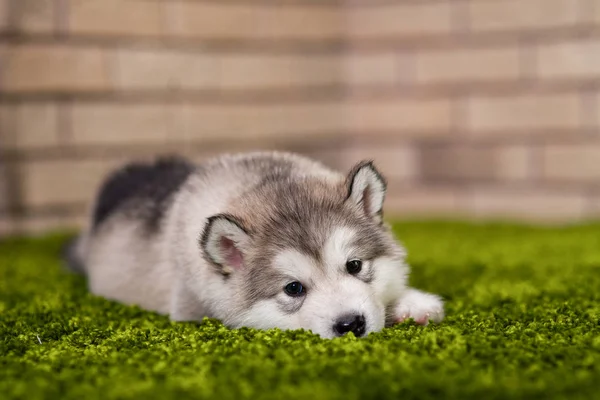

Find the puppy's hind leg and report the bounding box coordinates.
[169,277,208,323]
[62,233,89,275]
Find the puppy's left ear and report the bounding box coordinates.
[345,160,387,223]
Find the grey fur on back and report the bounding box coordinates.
[62,236,85,275]
[91,156,196,233]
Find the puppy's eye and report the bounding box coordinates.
[284,281,305,297]
[346,259,362,275]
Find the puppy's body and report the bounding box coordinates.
[67,151,444,338]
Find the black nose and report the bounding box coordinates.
[333,314,366,337]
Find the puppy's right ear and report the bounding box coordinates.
[200,214,250,275]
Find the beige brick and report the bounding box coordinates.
[0,219,9,236]
[537,39,600,79]
[469,189,587,222]
[19,159,118,207]
[167,3,342,39]
[467,94,581,133]
[64,213,87,230]
[116,50,342,90]
[420,144,533,182]
[218,54,342,89]
[416,47,521,83]
[71,104,175,145]
[13,216,65,236]
[187,153,213,167]
[542,145,600,181]
[114,49,217,90]
[420,146,497,180]
[3,45,110,92]
[347,99,453,134]
[0,103,59,149]
[304,149,344,171]
[9,214,85,236]
[340,145,418,181]
[0,105,12,148]
[0,0,8,31]
[0,161,9,211]
[0,217,14,237]
[178,102,343,142]
[496,145,532,181]
[6,213,88,238]
[68,0,163,37]
[469,0,580,32]
[344,52,400,86]
[590,195,600,217]
[594,0,600,24]
[384,187,462,216]
[348,2,452,38]
[0,43,5,69]
[7,0,54,33]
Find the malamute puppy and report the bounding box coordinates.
[65,151,444,338]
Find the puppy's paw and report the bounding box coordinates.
[393,289,444,326]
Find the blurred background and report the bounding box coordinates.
[0,0,599,236]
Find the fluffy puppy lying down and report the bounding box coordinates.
[65,151,444,338]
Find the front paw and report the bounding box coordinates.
[393,289,445,326]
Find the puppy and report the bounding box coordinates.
[65,151,444,338]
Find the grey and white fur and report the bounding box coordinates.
[65,151,444,338]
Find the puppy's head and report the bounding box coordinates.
[200,161,408,338]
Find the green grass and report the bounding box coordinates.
[1,221,599,400]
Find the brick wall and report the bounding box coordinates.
[343,0,600,223]
[1,0,599,236]
[0,0,347,235]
